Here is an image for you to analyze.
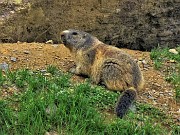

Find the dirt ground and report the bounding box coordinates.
[0,42,179,123]
[1,0,180,50]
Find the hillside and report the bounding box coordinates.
[0,42,179,124]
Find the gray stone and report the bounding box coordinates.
[0,62,9,70]
[169,49,179,55]
[23,50,30,54]
[10,57,17,62]
[46,40,53,44]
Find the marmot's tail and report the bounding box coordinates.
[115,88,137,118]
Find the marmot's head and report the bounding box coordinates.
[60,29,100,52]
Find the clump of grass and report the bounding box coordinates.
[150,47,180,101]
[0,68,177,134]
[137,103,166,119]
[171,125,180,135]
[166,65,180,100]
[46,65,59,75]
[150,47,180,62]
[0,70,6,86]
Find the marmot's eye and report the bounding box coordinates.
[72,32,78,35]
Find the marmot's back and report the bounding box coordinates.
[93,44,144,91]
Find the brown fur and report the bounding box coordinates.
[60,29,144,118]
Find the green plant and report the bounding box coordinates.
[150,47,180,101]
[137,103,166,120]
[0,100,14,134]
[0,70,6,86]
[46,65,59,75]
[171,125,180,135]
[154,59,163,69]
[0,68,178,134]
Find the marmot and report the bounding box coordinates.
[60,29,144,118]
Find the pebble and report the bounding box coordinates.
[138,57,143,61]
[44,73,51,76]
[69,60,74,62]
[143,64,149,68]
[142,60,147,65]
[40,69,47,73]
[143,68,149,71]
[10,57,17,62]
[17,41,22,44]
[46,40,53,44]
[154,83,161,87]
[51,44,59,48]
[45,131,58,135]
[169,49,178,55]
[178,109,180,113]
[23,50,30,54]
[0,62,9,70]
[153,101,157,105]
[169,60,176,63]
[10,11,15,14]
[138,61,142,66]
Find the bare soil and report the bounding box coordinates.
[0,42,179,124]
[1,0,180,50]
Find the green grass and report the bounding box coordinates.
[150,47,180,101]
[0,70,6,86]
[0,67,179,135]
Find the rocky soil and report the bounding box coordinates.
[0,0,180,50]
[0,42,179,124]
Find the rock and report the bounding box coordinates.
[169,60,176,63]
[45,131,58,135]
[40,69,47,73]
[17,41,22,44]
[45,103,57,115]
[23,50,30,54]
[143,68,149,71]
[153,101,157,105]
[138,57,143,61]
[0,62,9,71]
[129,103,136,112]
[51,44,59,47]
[142,60,147,65]
[10,11,15,14]
[169,49,179,55]
[46,40,53,44]
[69,60,74,62]
[44,73,51,76]
[10,57,17,62]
